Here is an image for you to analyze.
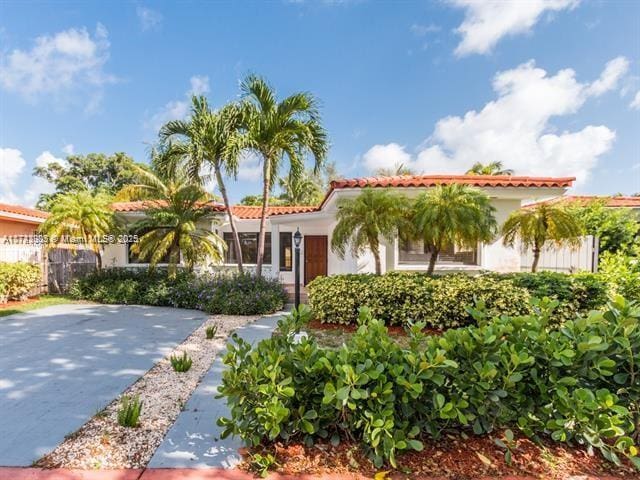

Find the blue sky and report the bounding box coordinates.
[0,0,639,205]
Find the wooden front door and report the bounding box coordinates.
[304,235,328,285]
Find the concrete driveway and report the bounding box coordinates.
[0,303,207,466]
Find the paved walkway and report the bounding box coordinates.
[0,304,207,466]
[148,314,283,469]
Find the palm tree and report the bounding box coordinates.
[502,203,583,272]
[466,161,514,176]
[411,184,497,274]
[158,96,246,273]
[116,164,225,278]
[39,190,117,270]
[374,163,415,177]
[278,169,324,205]
[240,74,328,277]
[331,188,408,275]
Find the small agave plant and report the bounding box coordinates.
[170,351,193,372]
[205,324,218,339]
[117,395,142,428]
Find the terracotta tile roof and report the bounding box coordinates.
[230,205,319,218]
[111,200,226,213]
[110,201,318,218]
[535,195,640,208]
[0,202,49,221]
[329,174,576,190]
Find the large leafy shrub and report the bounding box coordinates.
[502,271,608,321]
[599,249,640,302]
[0,262,41,301]
[69,268,287,315]
[217,299,640,469]
[308,271,609,327]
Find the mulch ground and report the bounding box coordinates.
[238,429,640,480]
[0,296,42,309]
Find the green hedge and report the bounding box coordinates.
[217,298,640,469]
[307,271,608,327]
[0,262,41,302]
[69,268,288,315]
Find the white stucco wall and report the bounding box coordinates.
[105,186,565,277]
[479,198,522,272]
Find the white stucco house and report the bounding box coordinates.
[104,174,575,286]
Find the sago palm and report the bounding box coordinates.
[411,184,497,274]
[116,164,225,278]
[158,96,246,273]
[466,161,514,176]
[331,188,408,275]
[502,203,583,272]
[240,74,328,276]
[39,190,117,270]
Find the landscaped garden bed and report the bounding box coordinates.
[217,297,640,478]
[238,430,637,479]
[35,312,260,469]
[70,268,288,316]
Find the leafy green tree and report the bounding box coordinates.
[34,153,143,210]
[116,164,225,278]
[568,199,639,255]
[331,188,408,275]
[240,74,328,277]
[411,184,497,274]
[466,161,514,176]
[158,96,246,273]
[502,203,583,272]
[39,191,118,270]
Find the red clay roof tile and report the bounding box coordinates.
[0,202,49,220]
[329,174,575,190]
[110,201,318,218]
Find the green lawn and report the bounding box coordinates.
[0,295,77,318]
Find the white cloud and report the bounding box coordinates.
[363,58,623,186]
[451,0,579,56]
[137,6,163,32]
[189,75,210,95]
[410,23,441,36]
[0,24,117,110]
[362,144,411,172]
[23,151,66,205]
[630,91,640,110]
[146,75,210,132]
[237,154,262,182]
[0,148,27,203]
[0,148,66,206]
[62,143,75,156]
[586,56,629,96]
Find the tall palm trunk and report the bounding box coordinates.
[371,240,382,275]
[427,247,439,275]
[214,165,243,273]
[95,250,102,271]
[531,246,541,273]
[256,154,272,278]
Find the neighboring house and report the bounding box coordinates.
[0,202,48,237]
[0,203,48,264]
[534,195,640,211]
[105,174,574,285]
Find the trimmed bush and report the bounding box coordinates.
[308,272,531,328]
[500,271,609,321]
[308,271,610,328]
[69,268,287,315]
[217,299,640,469]
[0,262,41,301]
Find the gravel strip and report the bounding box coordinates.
[34,313,259,469]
